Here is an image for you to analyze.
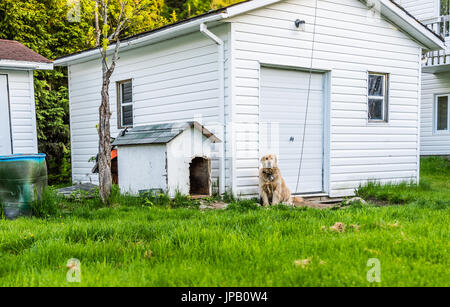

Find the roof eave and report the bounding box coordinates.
[54,12,228,66]
[225,0,282,17]
[376,0,445,51]
[54,0,445,66]
[0,60,53,70]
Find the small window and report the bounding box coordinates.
[436,95,449,132]
[368,73,389,122]
[117,80,133,128]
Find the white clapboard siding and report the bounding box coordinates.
[68,25,232,187]
[420,71,450,155]
[229,0,421,197]
[0,69,37,155]
[393,0,438,21]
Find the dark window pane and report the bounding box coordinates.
[437,96,448,131]
[368,74,384,97]
[122,82,132,103]
[122,105,133,126]
[368,99,383,120]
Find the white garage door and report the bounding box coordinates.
[0,75,12,155]
[260,67,324,194]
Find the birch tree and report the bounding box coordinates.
[89,0,150,203]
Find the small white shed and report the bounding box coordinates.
[112,122,221,196]
[0,39,53,155]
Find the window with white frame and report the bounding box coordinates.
[435,94,449,132]
[117,80,133,128]
[368,72,389,122]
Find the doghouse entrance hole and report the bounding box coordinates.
[189,157,210,196]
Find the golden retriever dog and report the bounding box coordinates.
[259,154,291,206]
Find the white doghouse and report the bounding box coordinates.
[112,121,221,196]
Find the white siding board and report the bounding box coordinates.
[230,0,421,197]
[394,0,438,21]
[0,69,38,155]
[420,71,450,155]
[68,25,231,186]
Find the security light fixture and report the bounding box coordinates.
[295,19,306,31]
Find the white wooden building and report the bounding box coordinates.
[55,0,444,198]
[0,40,53,156]
[394,0,450,156]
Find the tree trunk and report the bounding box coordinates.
[98,65,112,204]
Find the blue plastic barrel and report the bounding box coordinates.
[0,154,48,219]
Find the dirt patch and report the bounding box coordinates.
[199,201,229,210]
[292,197,336,209]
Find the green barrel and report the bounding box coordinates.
[0,154,48,219]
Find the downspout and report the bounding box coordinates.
[200,23,226,195]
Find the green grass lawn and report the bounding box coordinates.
[0,158,449,287]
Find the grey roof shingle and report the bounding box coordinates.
[112,121,221,146]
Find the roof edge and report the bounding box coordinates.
[0,59,53,70]
[376,0,444,51]
[54,0,445,66]
[54,11,228,66]
[112,121,221,146]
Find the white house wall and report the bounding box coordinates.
[0,69,38,155]
[394,0,438,21]
[229,0,422,197]
[68,24,231,187]
[421,71,450,155]
[393,0,450,155]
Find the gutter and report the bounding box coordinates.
[53,0,445,66]
[200,23,226,195]
[363,0,445,51]
[54,13,228,66]
[0,60,53,71]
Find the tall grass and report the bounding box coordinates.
[0,203,448,286]
[356,157,450,206]
[0,157,448,286]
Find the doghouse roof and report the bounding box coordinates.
[112,121,221,146]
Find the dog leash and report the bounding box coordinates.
[295,0,319,194]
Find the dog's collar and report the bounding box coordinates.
[262,168,275,181]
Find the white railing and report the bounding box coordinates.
[425,49,450,66]
[425,15,450,38]
[424,16,450,67]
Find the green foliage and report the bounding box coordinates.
[165,0,243,19]
[34,71,71,184]
[172,191,200,208]
[32,187,64,218]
